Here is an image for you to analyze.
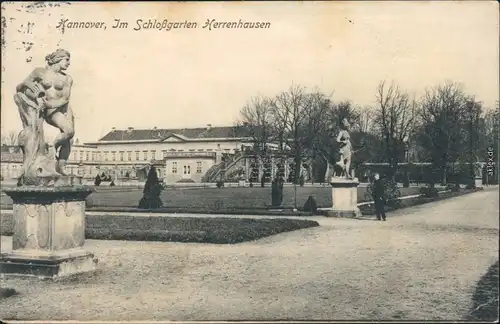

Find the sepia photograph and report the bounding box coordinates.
[0,1,499,322]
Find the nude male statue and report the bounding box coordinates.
[15,49,75,176]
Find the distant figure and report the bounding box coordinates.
[372,172,386,221]
[94,174,101,186]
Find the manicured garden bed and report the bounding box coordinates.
[0,214,319,244]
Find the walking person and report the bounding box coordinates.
[372,172,387,221]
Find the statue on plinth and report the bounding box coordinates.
[334,118,353,179]
[2,49,97,279]
[14,49,75,186]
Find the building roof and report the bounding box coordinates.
[97,126,250,142]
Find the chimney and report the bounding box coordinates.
[111,127,116,131]
[127,127,134,133]
[206,124,212,130]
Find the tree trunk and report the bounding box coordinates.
[294,155,302,184]
[441,165,447,186]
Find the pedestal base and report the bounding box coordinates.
[1,184,97,280]
[324,209,362,218]
[0,248,98,279]
[326,177,361,218]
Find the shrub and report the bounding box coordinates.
[402,171,410,188]
[299,174,305,187]
[420,185,439,198]
[138,166,163,209]
[85,196,94,208]
[0,287,17,299]
[465,184,476,190]
[271,179,282,207]
[216,179,224,188]
[303,195,317,213]
[365,178,401,207]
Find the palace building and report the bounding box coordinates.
[82,124,253,183]
[1,124,310,184]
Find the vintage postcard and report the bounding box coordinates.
[0,1,499,322]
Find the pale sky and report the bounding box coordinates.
[1,1,498,143]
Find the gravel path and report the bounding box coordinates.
[1,188,498,321]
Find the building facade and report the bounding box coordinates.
[1,125,313,184]
[1,125,253,183]
[82,125,251,183]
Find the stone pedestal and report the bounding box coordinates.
[474,163,484,188]
[0,184,98,279]
[324,177,361,218]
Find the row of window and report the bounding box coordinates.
[69,148,232,162]
[170,162,203,174]
[3,161,204,174]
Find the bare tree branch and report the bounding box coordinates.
[1,131,19,146]
[373,80,416,178]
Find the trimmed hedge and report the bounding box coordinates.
[86,206,316,216]
[0,214,319,244]
[1,186,424,211]
[355,187,483,216]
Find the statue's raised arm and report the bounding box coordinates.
[16,67,46,99]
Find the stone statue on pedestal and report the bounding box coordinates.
[335,118,353,179]
[14,49,75,186]
[324,118,361,218]
[1,49,97,280]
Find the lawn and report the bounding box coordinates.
[1,186,423,210]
